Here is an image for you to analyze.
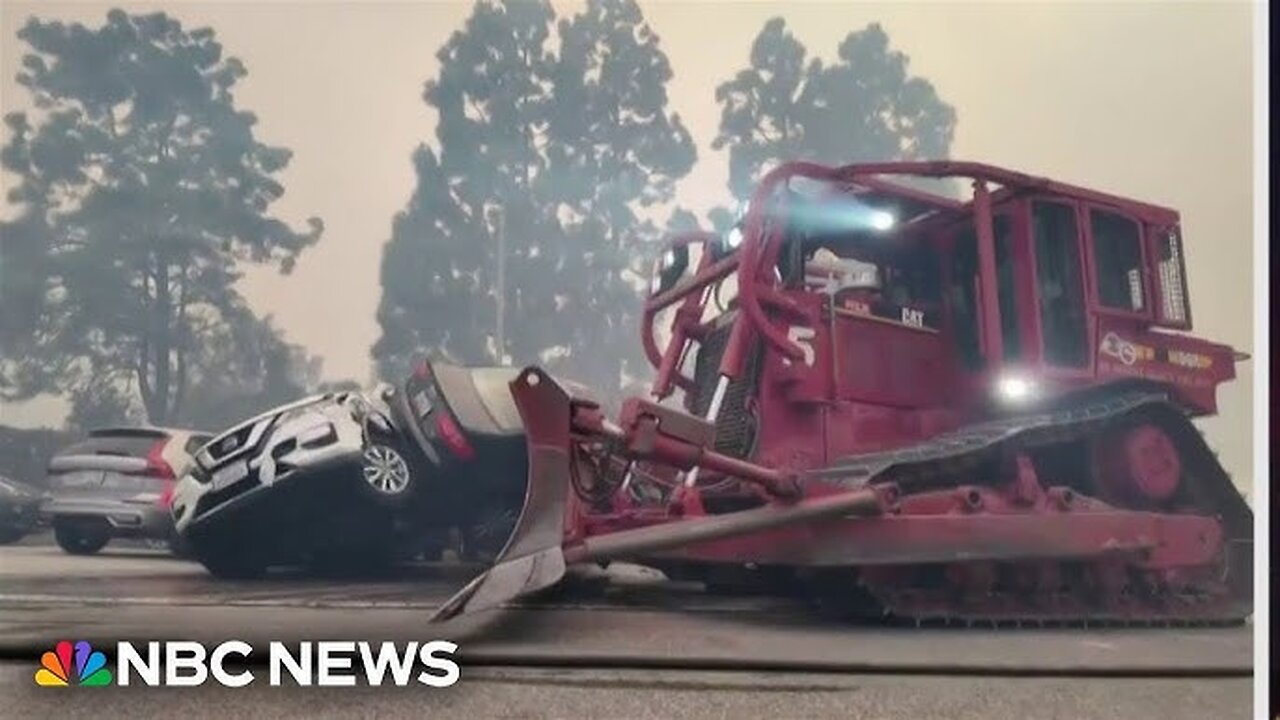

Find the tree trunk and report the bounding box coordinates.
[168,262,190,423]
[139,252,174,425]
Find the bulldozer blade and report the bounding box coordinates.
[428,542,565,622]
[429,368,576,623]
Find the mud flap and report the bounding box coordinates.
[429,368,575,622]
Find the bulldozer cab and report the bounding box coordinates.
[641,161,1236,467]
[932,187,1229,416]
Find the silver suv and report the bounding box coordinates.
[42,427,211,555]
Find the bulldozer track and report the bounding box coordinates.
[819,390,1178,489]
[535,566,1250,630]
[794,389,1252,627]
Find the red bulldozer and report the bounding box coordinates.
[431,160,1253,626]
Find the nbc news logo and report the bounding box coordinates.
[35,639,461,687]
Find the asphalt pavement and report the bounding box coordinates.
[0,536,1256,719]
[0,663,1252,720]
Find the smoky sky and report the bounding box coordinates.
[0,1,1256,491]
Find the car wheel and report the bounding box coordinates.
[53,518,111,555]
[358,441,416,507]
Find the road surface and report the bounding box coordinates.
[0,540,1254,719]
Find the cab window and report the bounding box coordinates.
[949,215,1018,369]
[1032,201,1089,368]
[992,214,1021,362]
[949,228,981,369]
[1090,209,1145,312]
[882,243,941,308]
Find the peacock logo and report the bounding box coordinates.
[35,640,113,686]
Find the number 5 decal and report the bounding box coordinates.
[787,325,816,367]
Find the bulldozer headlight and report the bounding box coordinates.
[996,376,1034,403]
[785,195,897,235]
[869,210,896,231]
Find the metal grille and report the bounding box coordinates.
[193,474,258,518]
[1157,229,1188,323]
[688,318,760,459]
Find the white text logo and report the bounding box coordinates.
[115,640,460,687]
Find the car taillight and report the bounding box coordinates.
[434,412,476,461]
[145,440,175,480]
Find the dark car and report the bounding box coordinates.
[0,474,44,544]
[390,360,604,560]
[42,427,212,555]
[389,361,534,560]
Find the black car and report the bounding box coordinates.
[0,475,44,544]
[389,361,533,560]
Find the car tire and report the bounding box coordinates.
[357,440,416,508]
[53,518,111,555]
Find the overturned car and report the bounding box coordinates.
[172,361,534,578]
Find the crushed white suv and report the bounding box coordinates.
[171,385,421,578]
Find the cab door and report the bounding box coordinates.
[946,211,1026,376]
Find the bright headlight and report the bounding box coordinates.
[995,376,1034,403]
[869,210,896,231]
